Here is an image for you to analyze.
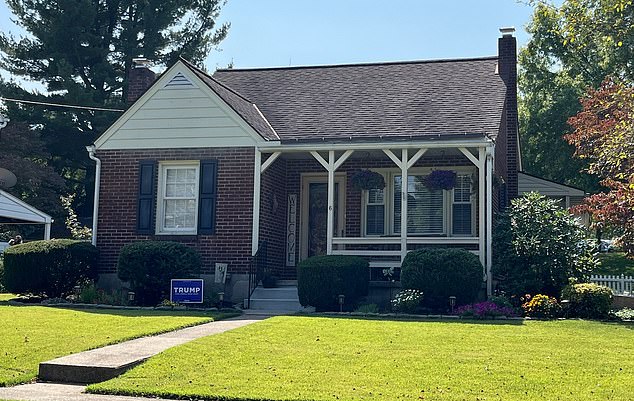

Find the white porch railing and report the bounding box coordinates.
[590,274,634,296]
[331,237,480,259]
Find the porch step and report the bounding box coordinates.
[246,285,303,313]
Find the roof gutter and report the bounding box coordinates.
[86,145,101,246]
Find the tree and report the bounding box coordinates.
[0,0,230,221]
[566,79,634,256]
[520,0,634,191]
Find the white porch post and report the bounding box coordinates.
[400,149,408,262]
[478,147,486,270]
[251,149,262,256]
[44,221,51,240]
[327,151,335,255]
[486,147,494,297]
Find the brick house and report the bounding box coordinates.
[88,29,520,304]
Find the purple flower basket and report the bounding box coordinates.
[351,170,385,191]
[423,170,457,191]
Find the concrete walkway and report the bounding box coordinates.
[0,314,268,401]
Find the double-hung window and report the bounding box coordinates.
[362,169,475,237]
[157,163,200,234]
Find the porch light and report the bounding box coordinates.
[338,294,345,312]
[449,296,457,314]
[128,291,135,302]
[73,285,81,296]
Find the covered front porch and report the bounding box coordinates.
[251,137,496,296]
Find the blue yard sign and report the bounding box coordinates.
[170,279,204,303]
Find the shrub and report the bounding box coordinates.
[2,239,98,297]
[400,248,483,309]
[391,289,424,314]
[493,192,598,298]
[522,294,562,319]
[456,301,517,319]
[117,241,201,306]
[297,255,369,311]
[613,307,634,320]
[354,303,380,314]
[562,283,613,319]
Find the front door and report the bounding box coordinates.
[300,175,345,259]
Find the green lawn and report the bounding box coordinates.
[596,252,634,276]
[0,296,237,386]
[89,316,634,401]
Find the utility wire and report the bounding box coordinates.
[0,96,124,112]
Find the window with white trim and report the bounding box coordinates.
[394,175,445,235]
[157,163,200,234]
[452,174,474,235]
[365,188,385,235]
[361,169,476,237]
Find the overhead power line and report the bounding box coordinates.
[0,96,125,112]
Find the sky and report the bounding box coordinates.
[0,0,537,80]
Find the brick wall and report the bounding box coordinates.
[259,156,288,278]
[96,147,255,275]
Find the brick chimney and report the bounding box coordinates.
[127,58,156,104]
[497,27,519,203]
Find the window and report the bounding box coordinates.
[365,188,385,235]
[157,163,200,234]
[361,169,476,237]
[394,175,444,235]
[452,174,473,235]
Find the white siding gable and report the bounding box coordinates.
[0,190,52,223]
[518,172,586,197]
[94,61,266,150]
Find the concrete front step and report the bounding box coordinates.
[246,285,303,312]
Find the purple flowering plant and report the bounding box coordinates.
[424,170,457,191]
[455,301,518,319]
[351,170,385,191]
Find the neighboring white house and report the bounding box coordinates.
[0,189,52,239]
[518,171,587,208]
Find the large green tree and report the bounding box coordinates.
[520,0,633,191]
[0,0,229,221]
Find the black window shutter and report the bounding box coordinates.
[137,160,156,234]
[198,160,218,235]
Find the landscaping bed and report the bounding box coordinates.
[89,315,633,401]
[0,296,238,386]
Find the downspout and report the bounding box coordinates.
[86,145,101,246]
[485,145,494,298]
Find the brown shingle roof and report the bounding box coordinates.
[211,57,507,142]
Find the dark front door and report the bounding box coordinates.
[305,181,342,258]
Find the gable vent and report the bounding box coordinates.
[164,71,196,88]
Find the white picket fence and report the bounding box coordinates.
[590,274,634,296]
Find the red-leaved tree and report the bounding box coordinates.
[565,79,634,256]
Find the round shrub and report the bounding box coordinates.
[117,241,201,306]
[522,294,562,318]
[400,248,483,309]
[2,239,98,297]
[297,255,369,311]
[391,289,424,314]
[562,283,613,319]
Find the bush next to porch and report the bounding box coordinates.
[118,241,201,306]
[492,192,597,299]
[297,255,369,311]
[400,248,482,309]
[2,239,98,298]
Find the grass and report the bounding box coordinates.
[89,316,634,401]
[0,295,238,387]
[596,252,634,276]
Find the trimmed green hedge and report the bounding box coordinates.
[562,283,613,319]
[297,255,369,311]
[2,239,98,297]
[401,248,483,309]
[117,241,201,306]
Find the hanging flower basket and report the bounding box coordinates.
[351,170,385,191]
[424,170,457,190]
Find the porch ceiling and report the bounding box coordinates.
[275,147,470,161]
